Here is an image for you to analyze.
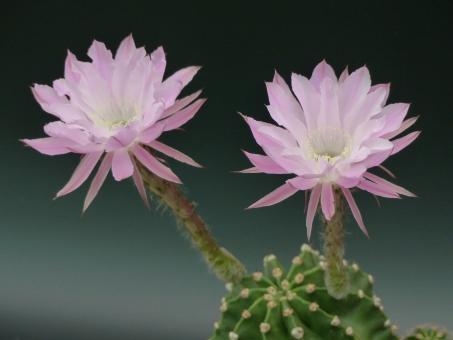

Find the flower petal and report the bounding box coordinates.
[379,103,411,136]
[320,183,335,220]
[150,46,166,82]
[56,151,103,198]
[132,160,149,208]
[341,187,368,237]
[22,137,71,155]
[383,116,419,140]
[161,90,203,119]
[148,140,201,167]
[242,151,289,174]
[291,73,319,131]
[164,66,201,88]
[112,149,134,181]
[306,185,322,240]
[247,182,298,209]
[160,98,206,131]
[287,177,318,190]
[310,60,337,90]
[132,144,181,183]
[391,131,421,155]
[83,153,113,212]
[363,172,415,197]
[357,179,400,198]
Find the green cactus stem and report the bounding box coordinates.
[138,163,246,283]
[322,188,350,299]
[404,325,452,340]
[211,244,397,340]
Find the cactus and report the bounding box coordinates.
[210,244,398,340]
[404,326,452,340]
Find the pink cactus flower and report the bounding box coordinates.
[241,61,419,238]
[23,35,205,211]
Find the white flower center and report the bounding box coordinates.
[88,102,140,131]
[307,127,351,163]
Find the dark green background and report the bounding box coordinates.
[1,1,452,339]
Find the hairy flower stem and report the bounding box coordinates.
[322,188,350,299]
[138,165,246,284]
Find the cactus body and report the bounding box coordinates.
[404,326,452,340]
[210,244,397,340]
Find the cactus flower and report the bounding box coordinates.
[241,61,419,238]
[23,35,205,211]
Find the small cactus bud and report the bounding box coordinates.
[240,288,249,299]
[291,327,304,339]
[241,310,251,319]
[331,316,341,326]
[228,331,239,340]
[346,326,354,336]
[309,302,319,312]
[294,273,304,284]
[306,283,316,293]
[260,322,271,334]
[252,272,263,282]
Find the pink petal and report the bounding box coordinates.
[87,40,113,77]
[31,85,81,122]
[161,90,203,119]
[154,79,185,108]
[160,98,206,131]
[241,114,297,151]
[359,149,392,168]
[150,46,166,82]
[132,160,149,208]
[379,103,411,136]
[291,73,320,131]
[164,66,201,88]
[83,153,113,212]
[247,182,298,209]
[391,131,421,155]
[132,144,181,183]
[357,179,400,198]
[369,83,390,104]
[272,70,291,92]
[106,127,137,151]
[148,140,202,167]
[236,167,261,174]
[22,137,71,155]
[56,151,103,198]
[378,165,396,178]
[287,177,318,190]
[338,66,349,83]
[242,151,289,174]
[341,187,368,237]
[310,60,337,90]
[140,124,165,144]
[318,77,340,127]
[64,51,82,83]
[320,183,335,220]
[306,185,322,240]
[266,81,305,126]
[339,66,371,120]
[363,172,415,197]
[115,34,136,62]
[111,149,134,181]
[383,116,419,140]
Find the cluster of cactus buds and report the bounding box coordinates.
[210,244,398,340]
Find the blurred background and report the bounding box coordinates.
[1,0,452,339]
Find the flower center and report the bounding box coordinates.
[88,102,140,131]
[307,127,350,163]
